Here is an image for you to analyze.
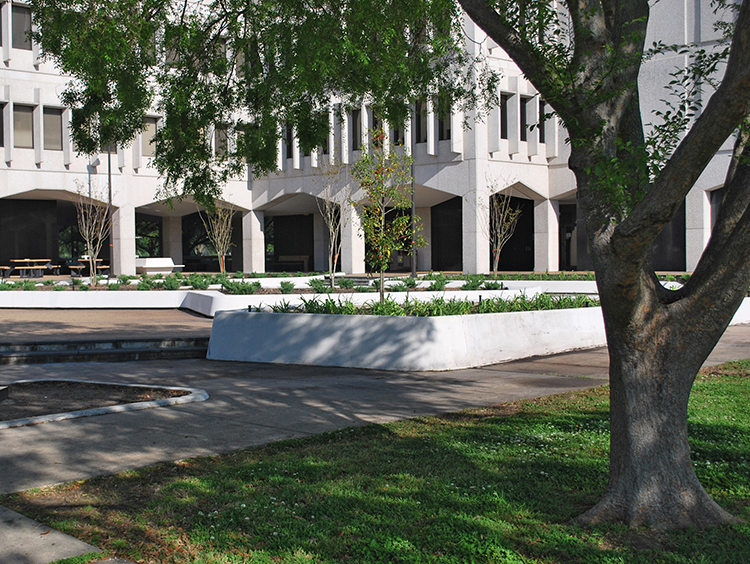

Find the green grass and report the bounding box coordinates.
[5,364,750,563]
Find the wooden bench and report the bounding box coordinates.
[274,255,310,272]
[0,266,12,279]
[135,257,185,275]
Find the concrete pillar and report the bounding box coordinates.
[462,190,490,274]
[533,199,559,272]
[241,210,266,274]
[341,202,365,274]
[313,213,328,271]
[416,206,432,272]
[162,216,183,265]
[686,187,711,272]
[112,205,136,276]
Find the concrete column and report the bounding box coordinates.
[462,190,490,274]
[313,213,328,271]
[341,202,365,274]
[533,199,559,272]
[416,206,432,272]
[241,210,266,274]
[112,205,136,276]
[162,216,183,265]
[686,187,711,272]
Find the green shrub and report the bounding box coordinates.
[403,277,418,289]
[118,274,136,284]
[482,280,504,290]
[427,275,446,291]
[280,280,295,294]
[22,280,37,291]
[388,282,409,292]
[108,282,122,291]
[0,282,14,291]
[461,274,485,290]
[270,300,295,313]
[188,274,210,290]
[234,271,245,279]
[136,280,152,291]
[71,277,82,286]
[78,284,89,291]
[355,285,375,292]
[337,277,355,289]
[162,275,181,291]
[308,278,332,293]
[53,284,67,291]
[223,280,262,295]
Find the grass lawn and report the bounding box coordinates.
[3,362,750,563]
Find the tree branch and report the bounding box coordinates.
[614,0,750,254]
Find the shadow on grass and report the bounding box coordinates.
[6,399,750,564]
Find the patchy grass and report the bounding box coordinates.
[3,365,750,563]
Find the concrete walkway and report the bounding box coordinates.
[1,310,749,564]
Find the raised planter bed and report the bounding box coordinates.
[207,307,608,371]
[207,297,750,371]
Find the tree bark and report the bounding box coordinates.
[575,265,742,528]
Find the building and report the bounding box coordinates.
[0,1,729,276]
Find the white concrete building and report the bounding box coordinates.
[0,1,728,275]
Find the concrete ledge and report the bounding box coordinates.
[207,307,608,371]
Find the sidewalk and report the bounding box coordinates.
[1,311,749,563]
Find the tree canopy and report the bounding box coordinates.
[31,0,496,205]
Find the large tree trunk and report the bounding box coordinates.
[575,263,743,529]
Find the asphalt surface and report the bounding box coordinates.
[0,309,749,564]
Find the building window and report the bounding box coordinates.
[0,105,4,147]
[392,126,405,146]
[13,105,34,148]
[520,97,530,142]
[351,109,361,151]
[415,101,427,143]
[285,123,293,159]
[43,108,63,151]
[12,5,32,51]
[214,126,228,157]
[539,100,546,144]
[500,94,509,140]
[438,110,451,141]
[322,134,329,155]
[142,117,158,157]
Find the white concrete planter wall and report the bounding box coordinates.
[207,307,608,371]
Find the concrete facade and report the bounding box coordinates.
[0,1,729,275]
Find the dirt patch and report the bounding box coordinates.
[0,381,189,422]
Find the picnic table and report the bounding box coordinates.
[8,259,58,278]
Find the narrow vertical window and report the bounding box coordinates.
[520,97,530,142]
[0,104,4,147]
[142,117,158,157]
[44,108,64,151]
[214,126,228,157]
[500,95,509,140]
[12,6,32,51]
[322,134,329,155]
[438,108,451,141]
[285,124,293,159]
[351,109,361,151]
[13,105,33,148]
[539,100,546,144]
[415,101,427,143]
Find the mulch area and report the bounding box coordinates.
[0,381,189,422]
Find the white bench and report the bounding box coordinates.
[135,257,185,275]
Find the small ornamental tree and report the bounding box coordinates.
[199,204,235,274]
[485,180,522,278]
[315,152,351,288]
[75,182,112,286]
[352,129,423,304]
